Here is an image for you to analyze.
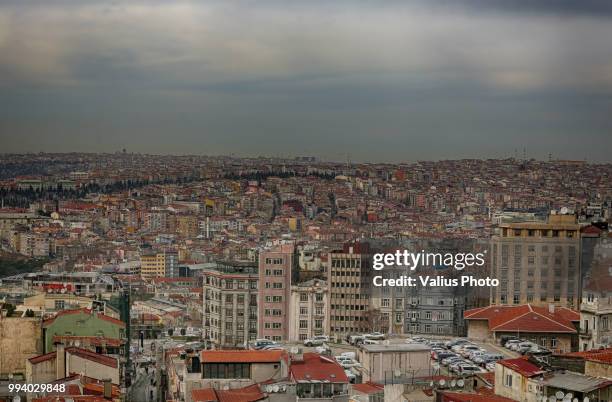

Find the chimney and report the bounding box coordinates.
[549,304,555,314]
[102,378,112,399]
[55,342,66,379]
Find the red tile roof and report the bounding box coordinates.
[290,353,348,383]
[559,348,612,364]
[29,351,57,364]
[498,358,546,378]
[352,382,384,394]
[192,384,265,402]
[200,349,286,364]
[464,304,578,333]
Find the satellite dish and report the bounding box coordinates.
[272,385,279,392]
[548,396,556,402]
[572,399,578,402]
[457,379,464,388]
[394,370,402,377]
[13,396,21,402]
[438,379,446,387]
[584,398,590,402]
[560,207,569,214]
[565,394,573,400]
[556,391,565,400]
[450,380,457,387]
[429,381,434,387]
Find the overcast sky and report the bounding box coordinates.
[0,0,611,162]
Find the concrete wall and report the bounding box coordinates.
[361,349,430,383]
[25,357,56,384]
[466,319,490,341]
[66,353,119,384]
[0,316,42,376]
[585,360,612,379]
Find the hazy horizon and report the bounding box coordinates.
[1,1,611,162]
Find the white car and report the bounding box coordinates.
[364,332,386,340]
[304,335,329,347]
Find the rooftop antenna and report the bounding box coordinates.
[523,147,526,162]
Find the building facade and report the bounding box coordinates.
[327,242,371,337]
[258,244,295,342]
[202,261,259,348]
[288,278,330,342]
[490,214,581,308]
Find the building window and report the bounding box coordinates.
[382,299,390,308]
[55,300,65,310]
[299,320,308,329]
[505,374,513,388]
[300,293,308,302]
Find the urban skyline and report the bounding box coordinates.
[1,1,612,162]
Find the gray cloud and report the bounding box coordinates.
[0,1,611,161]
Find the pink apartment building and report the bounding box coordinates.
[258,243,295,342]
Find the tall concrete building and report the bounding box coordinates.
[490,213,581,308]
[202,261,259,348]
[258,243,295,342]
[288,278,330,342]
[327,242,371,337]
[140,249,178,280]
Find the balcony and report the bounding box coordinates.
[579,329,593,339]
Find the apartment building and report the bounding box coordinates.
[490,213,581,308]
[202,261,259,348]
[327,242,371,337]
[258,244,295,342]
[579,242,612,351]
[140,250,178,280]
[288,278,330,342]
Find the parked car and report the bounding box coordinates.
[345,370,356,383]
[504,339,522,349]
[349,335,365,345]
[340,351,356,360]
[499,335,520,346]
[485,361,497,371]
[442,355,462,366]
[526,348,552,357]
[473,353,503,365]
[435,351,456,361]
[515,342,535,353]
[252,339,276,350]
[460,345,483,357]
[458,364,485,375]
[304,335,329,347]
[445,338,469,348]
[364,332,386,340]
[363,339,380,345]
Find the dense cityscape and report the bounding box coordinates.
[0,153,610,402]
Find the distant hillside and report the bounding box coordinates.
[0,253,48,278]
